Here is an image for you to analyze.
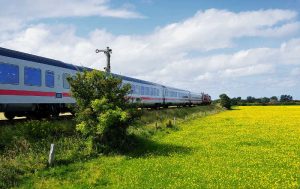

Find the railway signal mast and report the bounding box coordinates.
[95,47,112,73]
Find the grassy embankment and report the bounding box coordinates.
[0,105,221,188]
[18,106,300,188]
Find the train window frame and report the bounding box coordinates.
[24,66,42,87]
[0,62,19,85]
[145,87,149,95]
[141,86,145,95]
[135,85,140,95]
[45,70,55,88]
[63,73,71,89]
[131,84,135,94]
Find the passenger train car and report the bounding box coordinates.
[0,47,211,120]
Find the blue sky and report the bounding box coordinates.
[0,0,299,99]
[38,0,300,36]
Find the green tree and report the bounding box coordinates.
[231,97,242,106]
[246,96,256,103]
[261,97,270,104]
[219,94,231,109]
[270,96,278,103]
[68,70,134,152]
[280,95,293,102]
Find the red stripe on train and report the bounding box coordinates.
[0,89,71,97]
[62,92,71,97]
[0,90,194,101]
[135,97,190,101]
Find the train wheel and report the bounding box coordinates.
[4,112,15,120]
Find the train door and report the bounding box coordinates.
[162,86,166,105]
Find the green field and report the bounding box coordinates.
[16,106,300,188]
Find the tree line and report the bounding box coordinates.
[217,94,298,109]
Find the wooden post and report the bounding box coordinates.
[173,117,176,125]
[49,143,55,166]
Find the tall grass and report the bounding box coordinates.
[0,105,220,188]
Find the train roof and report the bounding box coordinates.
[0,47,90,72]
[0,46,190,92]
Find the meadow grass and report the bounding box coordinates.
[16,106,300,188]
[0,105,221,188]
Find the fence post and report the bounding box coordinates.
[49,143,55,166]
[173,117,176,125]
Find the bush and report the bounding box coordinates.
[68,70,135,152]
[219,94,231,109]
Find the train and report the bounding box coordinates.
[0,47,211,120]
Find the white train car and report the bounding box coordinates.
[190,92,203,105]
[164,87,190,106]
[118,75,164,106]
[0,47,211,120]
[0,47,83,119]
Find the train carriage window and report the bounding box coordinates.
[0,62,19,84]
[145,87,149,95]
[63,73,70,89]
[45,70,54,88]
[135,85,140,94]
[24,67,41,86]
[141,86,145,95]
[131,84,135,94]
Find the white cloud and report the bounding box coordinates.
[280,38,300,64]
[0,0,144,32]
[0,0,143,19]
[291,67,300,76]
[0,8,300,98]
[148,9,299,52]
[0,18,23,32]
